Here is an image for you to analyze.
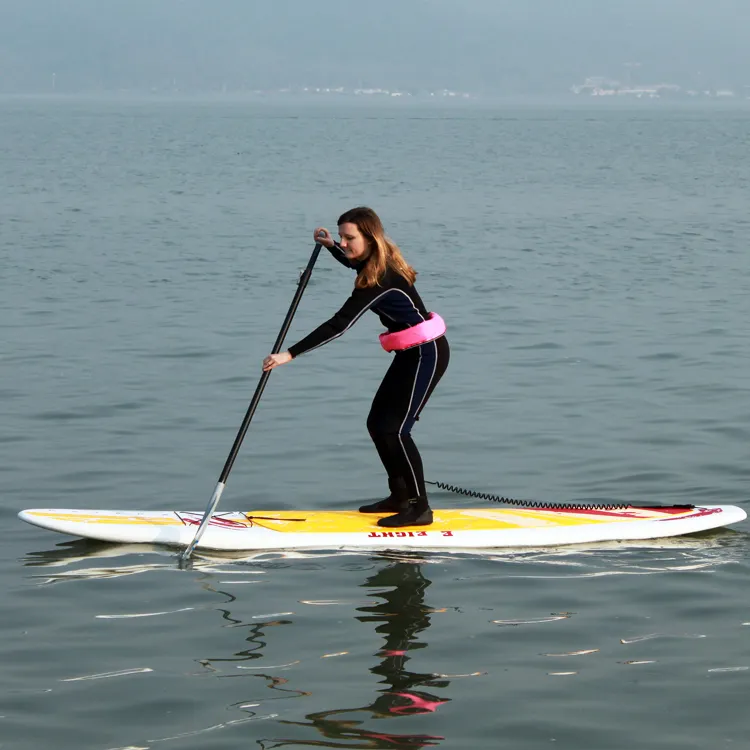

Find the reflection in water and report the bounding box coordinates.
[21,535,746,746]
[200,584,297,667]
[260,558,449,749]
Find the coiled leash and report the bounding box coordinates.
[425,480,691,511]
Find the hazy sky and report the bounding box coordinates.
[0,1,747,93]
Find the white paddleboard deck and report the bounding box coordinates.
[18,504,746,551]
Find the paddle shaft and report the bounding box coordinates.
[181,241,324,560]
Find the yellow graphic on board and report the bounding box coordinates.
[23,507,696,535]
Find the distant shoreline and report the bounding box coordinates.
[1,91,749,109]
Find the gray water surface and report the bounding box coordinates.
[2,98,749,749]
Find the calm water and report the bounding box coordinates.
[2,97,750,749]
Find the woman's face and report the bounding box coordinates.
[338,222,371,262]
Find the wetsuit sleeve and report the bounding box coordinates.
[327,242,356,269]
[288,285,389,358]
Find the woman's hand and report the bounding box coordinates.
[263,351,292,372]
[314,227,335,248]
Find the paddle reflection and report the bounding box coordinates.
[260,557,449,749]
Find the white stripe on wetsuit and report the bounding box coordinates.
[398,339,439,497]
[398,345,423,496]
[297,288,426,356]
[413,339,439,419]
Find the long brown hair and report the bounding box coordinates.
[338,207,417,289]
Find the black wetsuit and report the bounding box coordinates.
[288,244,450,503]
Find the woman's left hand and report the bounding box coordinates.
[263,351,292,372]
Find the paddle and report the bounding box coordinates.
[180,236,326,561]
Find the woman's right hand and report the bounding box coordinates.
[314,227,335,248]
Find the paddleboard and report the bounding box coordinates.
[17,504,746,551]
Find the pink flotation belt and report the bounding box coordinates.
[379,312,446,352]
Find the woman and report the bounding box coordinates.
[262,207,449,528]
